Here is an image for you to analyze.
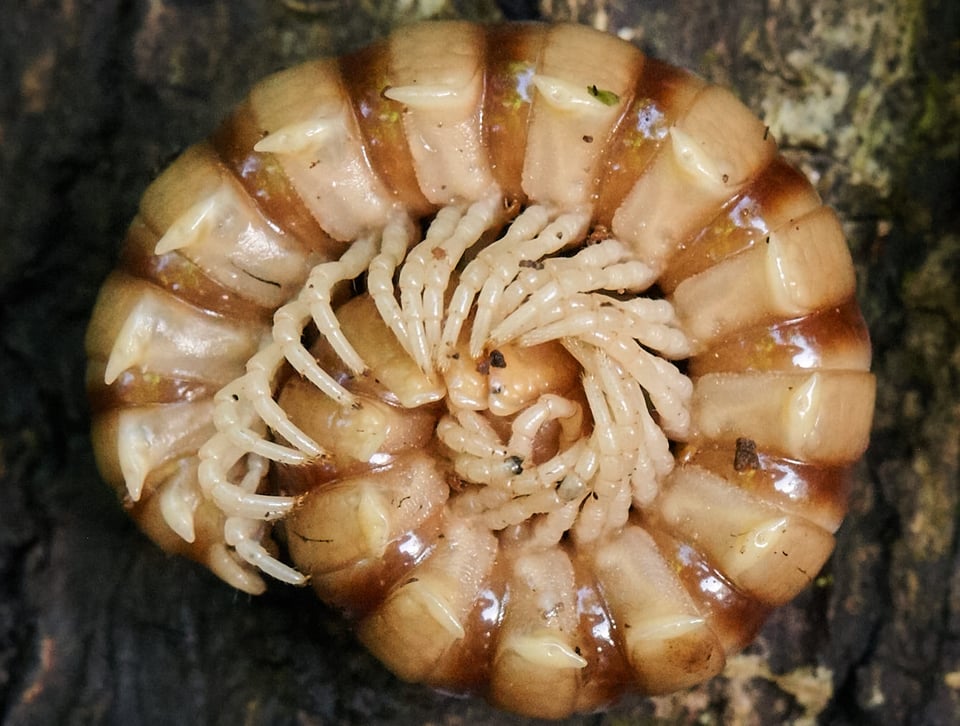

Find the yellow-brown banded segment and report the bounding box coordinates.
[85,21,875,718]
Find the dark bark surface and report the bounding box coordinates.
[1,1,957,724]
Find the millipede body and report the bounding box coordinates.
[86,21,875,718]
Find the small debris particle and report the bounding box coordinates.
[587,85,620,106]
[489,349,506,368]
[518,259,544,270]
[585,225,610,245]
[506,456,524,475]
[582,134,594,143]
[734,437,761,471]
[476,359,490,375]
[763,125,770,140]
[722,173,729,183]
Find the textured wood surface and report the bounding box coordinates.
[1,1,957,724]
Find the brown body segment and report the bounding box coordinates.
[85,21,876,718]
[593,57,704,226]
[688,299,873,376]
[481,24,547,203]
[210,103,341,260]
[339,40,436,218]
[116,219,274,324]
[658,157,822,292]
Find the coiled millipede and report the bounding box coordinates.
[86,21,876,718]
